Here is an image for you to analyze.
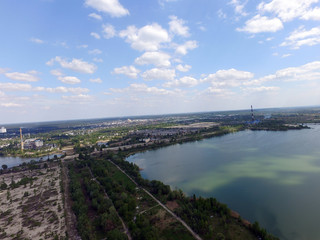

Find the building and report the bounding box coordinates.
[97,141,108,147]
[0,127,6,133]
[24,138,44,149]
[34,140,44,148]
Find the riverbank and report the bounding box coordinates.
[95,151,279,240]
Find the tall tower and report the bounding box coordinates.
[251,105,255,122]
[20,128,24,151]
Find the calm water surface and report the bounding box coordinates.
[0,154,61,168]
[127,124,320,240]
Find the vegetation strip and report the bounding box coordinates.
[86,165,132,240]
[107,159,203,240]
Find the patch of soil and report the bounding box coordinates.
[166,201,179,211]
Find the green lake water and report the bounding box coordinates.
[127,124,320,240]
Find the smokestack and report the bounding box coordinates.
[251,105,255,122]
[20,128,24,152]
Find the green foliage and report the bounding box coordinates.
[106,229,127,240]
[0,182,7,190]
[251,221,278,240]
[10,177,36,189]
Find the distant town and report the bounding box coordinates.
[0,106,316,159]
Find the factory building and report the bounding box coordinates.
[0,127,7,133]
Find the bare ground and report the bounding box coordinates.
[0,165,66,240]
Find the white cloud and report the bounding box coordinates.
[301,7,320,21]
[198,26,206,32]
[243,61,320,86]
[217,9,227,19]
[229,0,248,16]
[54,41,68,48]
[111,83,177,96]
[175,40,198,55]
[135,51,171,67]
[159,0,179,6]
[142,68,176,81]
[89,12,102,20]
[169,16,190,37]
[50,69,81,84]
[272,61,320,82]
[242,86,280,92]
[0,82,33,91]
[47,56,97,74]
[5,71,40,82]
[58,76,81,84]
[45,87,89,94]
[62,94,94,102]
[30,37,44,44]
[176,64,191,72]
[0,103,23,108]
[204,87,235,97]
[205,68,254,87]
[93,57,103,63]
[102,24,116,39]
[281,53,292,58]
[281,26,320,49]
[237,15,283,33]
[0,68,8,74]
[50,69,64,76]
[77,44,88,48]
[164,76,198,88]
[113,66,140,79]
[258,0,320,22]
[119,23,170,51]
[84,0,129,18]
[0,82,89,94]
[91,32,101,39]
[90,78,103,83]
[88,49,102,55]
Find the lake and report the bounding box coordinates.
[0,154,62,168]
[127,124,320,240]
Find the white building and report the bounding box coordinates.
[0,127,7,133]
[24,138,44,149]
[34,140,44,148]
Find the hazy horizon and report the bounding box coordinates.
[1,104,318,126]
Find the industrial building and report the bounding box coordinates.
[24,138,44,149]
[0,127,7,133]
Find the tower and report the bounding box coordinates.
[20,127,24,151]
[251,105,255,122]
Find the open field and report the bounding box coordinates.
[0,164,66,240]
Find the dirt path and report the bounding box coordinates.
[86,166,132,240]
[61,161,81,240]
[107,159,203,240]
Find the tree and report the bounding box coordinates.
[2,164,8,170]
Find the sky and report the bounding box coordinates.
[0,0,320,124]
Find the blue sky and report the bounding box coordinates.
[0,0,320,123]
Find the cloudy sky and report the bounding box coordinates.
[0,0,320,123]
